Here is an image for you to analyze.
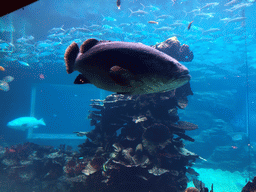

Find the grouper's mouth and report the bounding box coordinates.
[177,70,191,81]
[170,70,191,90]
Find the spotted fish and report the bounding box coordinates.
[64,38,190,95]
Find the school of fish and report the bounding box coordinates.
[0,0,255,85]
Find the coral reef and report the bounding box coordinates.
[76,82,199,192]
[151,36,194,62]
[185,187,199,192]
[0,142,72,191]
[242,176,256,192]
[192,179,213,192]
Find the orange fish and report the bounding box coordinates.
[148,21,159,24]
[116,0,121,9]
[187,21,194,30]
[0,66,5,71]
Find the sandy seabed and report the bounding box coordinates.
[187,167,248,192]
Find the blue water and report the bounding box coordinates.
[0,0,256,191]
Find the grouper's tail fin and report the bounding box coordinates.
[39,118,46,126]
[64,42,79,74]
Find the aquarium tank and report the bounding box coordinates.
[0,0,256,191]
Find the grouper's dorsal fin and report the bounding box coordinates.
[65,42,79,74]
[80,38,99,53]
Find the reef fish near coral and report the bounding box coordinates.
[7,117,46,131]
[65,38,191,95]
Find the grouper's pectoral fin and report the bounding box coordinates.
[109,66,134,87]
[22,123,29,127]
[74,74,91,84]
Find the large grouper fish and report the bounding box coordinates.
[64,38,191,95]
